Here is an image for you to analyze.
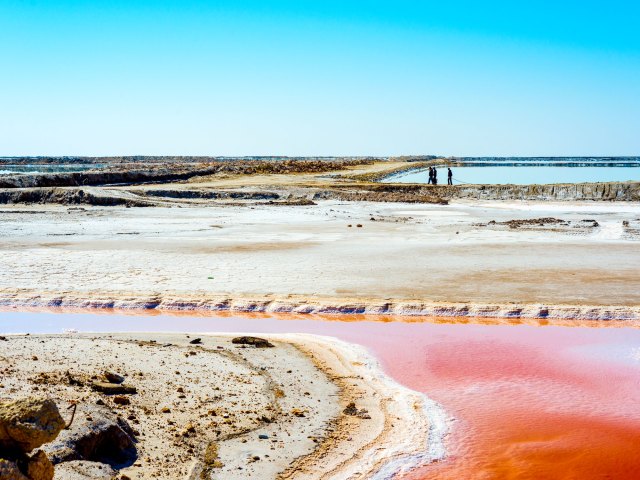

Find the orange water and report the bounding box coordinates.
[365,324,640,479]
[2,311,640,478]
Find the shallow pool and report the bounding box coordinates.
[2,310,639,479]
[385,166,640,185]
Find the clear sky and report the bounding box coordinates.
[1,0,638,156]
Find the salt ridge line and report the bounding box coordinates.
[2,291,640,321]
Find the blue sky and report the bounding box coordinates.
[1,1,638,156]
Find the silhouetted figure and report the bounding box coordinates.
[427,166,434,184]
[448,168,453,185]
[433,167,438,185]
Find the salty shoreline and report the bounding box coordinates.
[0,331,446,479]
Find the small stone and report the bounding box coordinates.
[189,338,202,344]
[181,422,196,436]
[343,402,358,416]
[161,407,171,414]
[91,382,137,395]
[231,337,274,348]
[258,434,269,440]
[113,396,130,406]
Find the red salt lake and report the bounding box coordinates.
[2,310,640,479]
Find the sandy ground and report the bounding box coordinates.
[0,332,442,479]
[0,199,639,319]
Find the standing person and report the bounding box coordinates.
[427,166,434,184]
[433,167,438,185]
[448,168,453,185]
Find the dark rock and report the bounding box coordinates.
[231,337,274,348]
[103,372,124,385]
[503,217,565,228]
[342,402,358,416]
[90,383,136,395]
[342,402,370,419]
[42,405,136,468]
[189,338,202,345]
[258,434,268,440]
[65,371,83,387]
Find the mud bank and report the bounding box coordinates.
[0,185,446,207]
[0,331,445,479]
[0,159,374,189]
[2,292,640,321]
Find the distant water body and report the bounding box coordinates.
[385,157,640,185]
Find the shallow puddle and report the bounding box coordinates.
[2,311,639,479]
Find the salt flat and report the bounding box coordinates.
[1,199,639,315]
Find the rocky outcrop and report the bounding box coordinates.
[0,398,65,453]
[42,404,136,467]
[0,188,154,207]
[0,398,64,480]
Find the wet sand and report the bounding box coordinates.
[3,311,639,479]
[0,324,442,479]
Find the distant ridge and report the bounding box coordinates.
[0,156,388,165]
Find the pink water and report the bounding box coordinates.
[2,310,640,479]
